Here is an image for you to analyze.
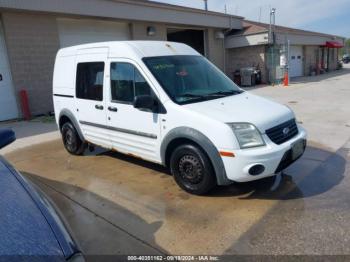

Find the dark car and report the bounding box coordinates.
[0,129,84,261]
[343,54,350,64]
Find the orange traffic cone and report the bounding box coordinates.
[283,71,289,87]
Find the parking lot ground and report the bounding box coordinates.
[0,118,59,154]
[3,65,350,256]
[250,64,350,152]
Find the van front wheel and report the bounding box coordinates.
[61,122,86,155]
[170,144,216,195]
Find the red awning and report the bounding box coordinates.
[322,41,344,48]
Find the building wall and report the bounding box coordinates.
[225,45,266,82]
[206,28,225,71]
[303,45,320,76]
[1,12,60,116]
[303,45,339,75]
[225,33,269,49]
[328,48,338,71]
[0,11,226,117]
[131,22,167,41]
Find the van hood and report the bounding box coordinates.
[184,92,294,133]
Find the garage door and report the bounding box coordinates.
[289,46,303,78]
[0,20,19,121]
[57,18,131,48]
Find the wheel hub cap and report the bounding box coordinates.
[178,155,203,184]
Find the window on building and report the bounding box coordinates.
[76,62,104,101]
[110,63,151,103]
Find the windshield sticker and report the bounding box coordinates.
[153,64,175,70]
[176,71,188,77]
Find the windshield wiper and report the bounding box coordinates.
[179,93,206,99]
[180,93,203,97]
[206,90,243,97]
[178,90,243,104]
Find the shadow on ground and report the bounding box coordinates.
[224,143,350,255]
[98,145,345,201]
[23,172,167,257]
[291,67,350,84]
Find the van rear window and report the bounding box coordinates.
[76,62,104,101]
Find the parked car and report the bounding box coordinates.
[53,41,307,195]
[0,129,84,261]
[343,54,350,64]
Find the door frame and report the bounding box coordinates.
[0,19,19,121]
[104,57,163,163]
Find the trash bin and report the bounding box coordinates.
[240,67,256,87]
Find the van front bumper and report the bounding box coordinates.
[221,126,307,183]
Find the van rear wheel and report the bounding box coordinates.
[61,122,86,155]
[170,144,216,195]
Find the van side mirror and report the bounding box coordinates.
[134,95,157,112]
[0,129,16,150]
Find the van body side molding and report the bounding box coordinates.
[79,121,158,139]
[54,94,74,98]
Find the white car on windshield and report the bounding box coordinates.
[53,41,307,195]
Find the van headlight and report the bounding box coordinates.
[228,123,265,149]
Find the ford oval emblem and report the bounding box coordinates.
[283,127,290,136]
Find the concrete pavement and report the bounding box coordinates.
[251,64,350,152]
[0,119,59,154]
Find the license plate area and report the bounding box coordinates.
[291,139,306,160]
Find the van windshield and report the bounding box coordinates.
[143,55,243,105]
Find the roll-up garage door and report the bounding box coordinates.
[57,18,131,48]
[289,46,303,78]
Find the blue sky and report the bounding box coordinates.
[152,0,350,38]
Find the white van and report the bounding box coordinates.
[53,41,307,195]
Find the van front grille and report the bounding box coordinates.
[266,119,299,145]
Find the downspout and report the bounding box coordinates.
[223,16,234,74]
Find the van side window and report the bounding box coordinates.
[76,62,104,101]
[110,63,151,103]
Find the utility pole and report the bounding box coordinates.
[269,8,276,44]
[259,6,262,22]
[269,8,276,84]
[204,0,208,11]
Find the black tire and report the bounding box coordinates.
[170,144,216,195]
[61,122,86,155]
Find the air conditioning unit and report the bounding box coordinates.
[240,67,256,87]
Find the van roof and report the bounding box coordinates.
[57,41,200,58]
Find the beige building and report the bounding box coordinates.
[0,0,243,121]
[225,21,345,83]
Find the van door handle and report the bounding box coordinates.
[95,105,104,110]
[108,106,118,112]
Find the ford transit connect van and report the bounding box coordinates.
[53,41,307,195]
